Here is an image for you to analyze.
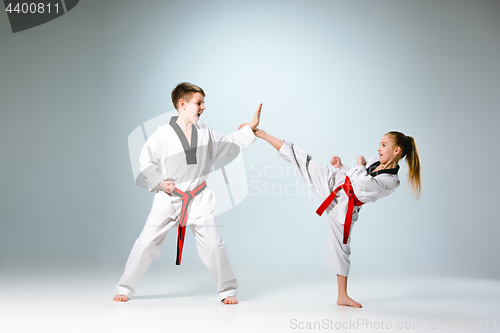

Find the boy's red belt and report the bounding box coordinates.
[171,181,207,265]
[316,176,364,244]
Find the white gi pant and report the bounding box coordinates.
[116,205,238,301]
[278,141,358,277]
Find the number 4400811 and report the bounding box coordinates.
[5,2,60,14]
[444,319,496,330]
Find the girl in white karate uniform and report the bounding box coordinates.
[251,128,421,308]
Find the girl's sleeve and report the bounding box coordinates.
[345,161,399,203]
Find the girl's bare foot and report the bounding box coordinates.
[222,296,238,305]
[113,294,128,302]
[238,122,250,130]
[337,295,362,308]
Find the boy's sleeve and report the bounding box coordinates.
[208,125,256,160]
[139,128,165,192]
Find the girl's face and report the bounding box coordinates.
[378,134,401,164]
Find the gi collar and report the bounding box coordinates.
[367,161,399,176]
[169,116,198,165]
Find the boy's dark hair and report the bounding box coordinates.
[171,82,205,109]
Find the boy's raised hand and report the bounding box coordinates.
[238,103,262,130]
[249,103,262,130]
[357,156,366,166]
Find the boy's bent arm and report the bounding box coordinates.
[138,128,165,191]
[208,125,256,161]
[209,103,261,158]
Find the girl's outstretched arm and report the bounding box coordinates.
[254,129,284,151]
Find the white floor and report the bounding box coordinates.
[1,267,499,333]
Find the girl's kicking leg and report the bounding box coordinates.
[255,129,362,308]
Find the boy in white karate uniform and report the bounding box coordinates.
[114,82,261,304]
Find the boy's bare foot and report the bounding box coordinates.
[113,294,128,302]
[337,295,362,308]
[222,296,238,305]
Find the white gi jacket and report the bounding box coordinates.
[278,141,400,276]
[337,156,401,220]
[138,116,256,219]
[279,141,400,226]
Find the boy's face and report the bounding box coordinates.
[179,92,205,125]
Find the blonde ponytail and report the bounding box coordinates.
[387,132,422,200]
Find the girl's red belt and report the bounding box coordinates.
[316,176,364,244]
[171,181,207,265]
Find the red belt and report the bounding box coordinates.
[171,181,207,265]
[316,176,364,244]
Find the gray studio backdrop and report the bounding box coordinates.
[1,0,499,279]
